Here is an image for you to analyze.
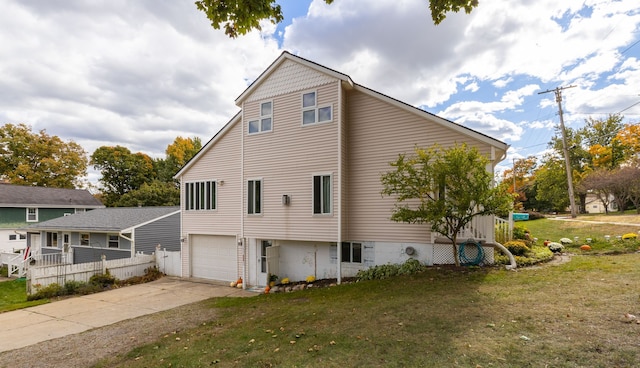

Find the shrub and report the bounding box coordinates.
[64,280,86,294]
[495,245,553,267]
[504,240,530,256]
[356,258,426,281]
[512,226,529,241]
[526,211,545,220]
[89,269,116,288]
[27,283,64,301]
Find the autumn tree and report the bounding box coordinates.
[0,123,87,188]
[155,136,202,183]
[195,0,479,38]
[581,114,628,169]
[615,122,640,159]
[381,144,512,266]
[90,146,155,206]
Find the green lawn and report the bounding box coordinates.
[0,279,49,313]
[96,253,640,368]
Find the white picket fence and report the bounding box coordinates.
[27,254,157,293]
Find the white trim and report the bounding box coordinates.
[312,173,333,216]
[247,178,264,216]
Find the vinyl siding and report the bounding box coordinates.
[135,212,180,253]
[243,81,340,241]
[181,121,242,236]
[345,88,494,243]
[246,59,336,103]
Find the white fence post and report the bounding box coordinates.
[101,254,107,274]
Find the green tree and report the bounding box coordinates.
[0,123,87,188]
[116,180,180,207]
[195,0,478,38]
[534,156,572,212]
[90,146,155,206]
[381,144,512,266]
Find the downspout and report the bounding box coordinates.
[241,106,246,289]
[337,81,343,285]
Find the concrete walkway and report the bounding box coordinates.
[548,217,640,227]
[0,277,255,353]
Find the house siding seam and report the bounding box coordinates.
[245,59,336,103]
[242,81,340,241]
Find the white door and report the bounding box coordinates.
[62,233,71,252]
[190,235,237,281]
[257,240,273,286]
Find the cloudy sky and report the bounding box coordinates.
[1,0,639,182]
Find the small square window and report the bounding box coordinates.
[261,118,272,131]
[80,233,90,246]
[318,106,332,122]
[249,120,260,133]
[303,92,316,108]
[261,102,272,116]
[303,110,316,125]
[9,235,17,241]
[108,235,119,248]
[26,208,38,222]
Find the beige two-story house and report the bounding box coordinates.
[175,52,509,287]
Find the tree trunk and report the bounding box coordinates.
[451,234,460,267]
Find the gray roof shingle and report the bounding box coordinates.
[27,206,180,232]
[0,184,103,207]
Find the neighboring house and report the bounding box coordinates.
[0,183,103,253]
[584,193,617,214]
[27,206,180,264]
[174,52,509,287]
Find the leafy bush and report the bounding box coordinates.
[503,240,530,256]
[64,280,86,294]
[356,258,426,281]
[512,226,529,241]
[495,245,553,267]
[27,283,64,301]
[89,269,116,288]
[119,266,164,285]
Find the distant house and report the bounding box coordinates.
[0,184,103,253]
[27,206,180,264]
[174,52,509,287]
[584,193,617,214]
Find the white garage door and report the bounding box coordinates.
[190,235,238,281]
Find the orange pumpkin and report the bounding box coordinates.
[264,286,271,294]
[580,244,592,251]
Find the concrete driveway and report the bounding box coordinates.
[0,277,255,353]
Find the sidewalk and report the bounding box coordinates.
[548,217,640,227]
[0,277,255,353]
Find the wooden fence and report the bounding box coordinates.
[27,254,156,294]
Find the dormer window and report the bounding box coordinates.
[302,91,332,125]
[248,101,273,134]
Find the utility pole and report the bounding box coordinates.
[539,86,577,218]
